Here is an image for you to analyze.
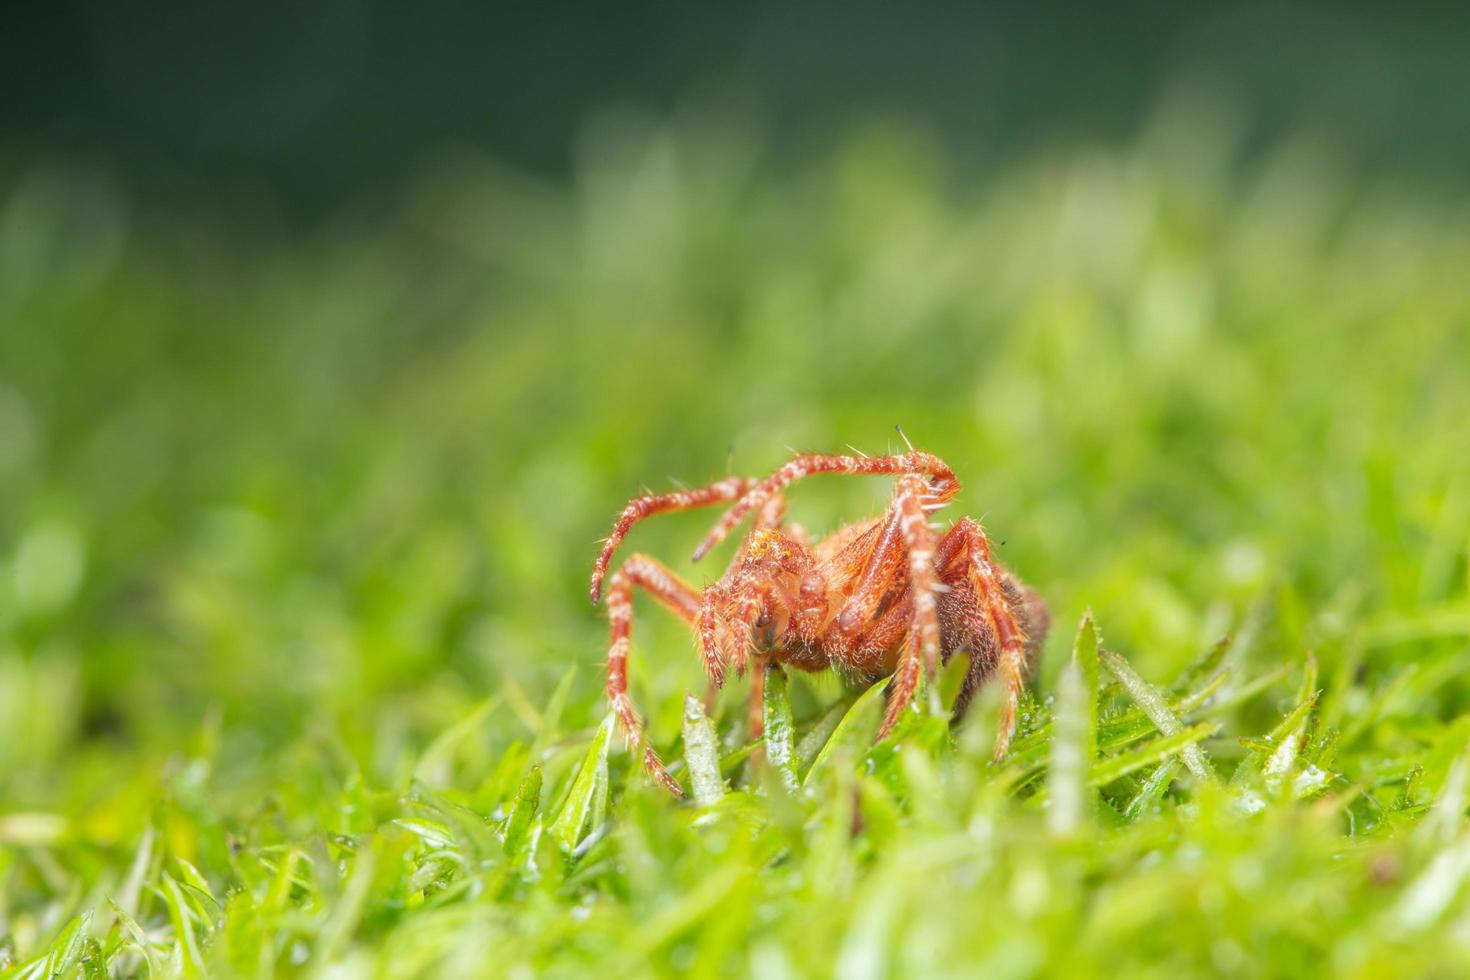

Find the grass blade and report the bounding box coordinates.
[11,912,91,980]
[1049,611,1103,835]
[763,665,800,793]
[1048,662,1091,836]
[160,873,207,976]
[1123,758,1181,821]
[803,681,887,789]
[107,899,159,976]
[1100,648,1217,783]
[1074,609,1100,757]
[550,714,613,852]
[797,690,863,771]
[502,764,542,857]
[683,694,727,806]
[316,843,377,965]
[1089,723,1221,787]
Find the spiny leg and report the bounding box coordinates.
[604,554,703,797]
[878,630,924,739]
[696,491,793,688]
[754,492,789,533]
[827,473,942,739]
[699,563,782,686]
[700,506,791,739]
[941,582,1047,726]
[898,473,943,676]
[591,476,753,603]
[698,584,742,687]
[934,523,987,722]
[833,510,906,633]
[939,517,1034,762]
[692,451,961,562]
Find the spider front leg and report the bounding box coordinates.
[591,476,753,603]
[604,554,703,797]
[875,473,945,738]
[878,631,925,740]
[818,471,947,738]
[692,450,960,561]
[696,586,769,739]
[696,500,809,753]
[936,517,1041,762]
[698,586,744,688]
[699,495,792,688]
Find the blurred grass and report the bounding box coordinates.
[1,102,1469,976]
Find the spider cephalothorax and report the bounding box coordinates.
[590,448,1049,796]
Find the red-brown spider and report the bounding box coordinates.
[590,448,1049,797]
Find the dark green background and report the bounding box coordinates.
[5,1,1469,220]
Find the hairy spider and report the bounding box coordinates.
[589,447,1049,796]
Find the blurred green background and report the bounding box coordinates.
[2,3,1470,973]
[2,0,1468,811]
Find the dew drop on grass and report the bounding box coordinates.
[1233,791,1267,815]
[1293,765,1331,798]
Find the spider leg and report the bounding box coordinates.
[851,593,912,677]
[755,492,788,532]
[875,474,946,737]
[698,584,741,686]
[933,526,987,724]
[936,517,1040,762]
[948,583,1046,724]
[591,476,753,603]
[834,510,905,632]
[816,473,940,739]
[730,491,790,564]
[604,553,703,797]
[938,583,1046,728]
[878,630,925,740]
[902,473,943,672]
[702,492,793,684]
[692,451,961,561]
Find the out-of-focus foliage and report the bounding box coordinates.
[1,105,1468,976]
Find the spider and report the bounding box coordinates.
[589,446,1049,797]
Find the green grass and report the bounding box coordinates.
[1,108,1469,976]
